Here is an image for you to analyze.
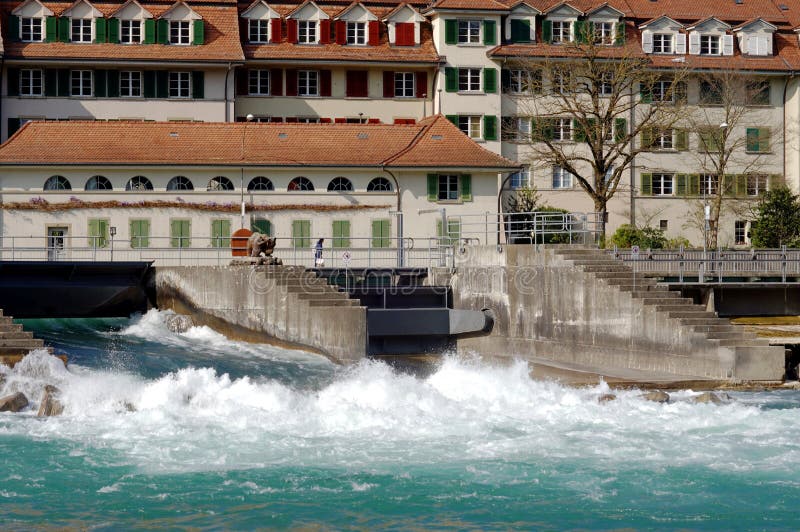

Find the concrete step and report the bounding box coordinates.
[285,284,337,294]
[654,304,705,313]
[705,331,758,340]
[691,325,737,333]
[0,345,51,355]
[579,265,632,273]
[607,279,659,288]
[307,299,360,307]
[667,310,718,319]
[641,298,692,306]
[677,317,730,326]
[297,292,349,300]
[716,339,772,347]
[593,272,641,279]
[0,339,43,348]
[630,289,677,298]
[0,324,23,333]
[0,317,14,325]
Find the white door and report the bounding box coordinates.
[47,227,68,261]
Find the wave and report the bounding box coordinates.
[2,349,800,476]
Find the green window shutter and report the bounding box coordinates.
[211,219,231,248]
[156,71,169,98]
[675,129,688,151]
[372,219,390,248]
[573,119,585,142]
[445,67,457,92]
[483,68,497,93]
[614,118,627,143]
[427,173,438,201]
[758,128,770,153]
[483,20,496,45]
[143,71,156,98]
[688,174,700,196]
[444,19,457,44]
[746,127,759,152]
[45,16,57,42]
[57,17,69,42]
[9,15,19,41]
[542,20,552,43]
[640,173,652,196]
[292,220,310,248]
[332,220,351,248]
[460,174,472,201]
[7,68,19,97]
[723,174,735,196]
[574,20,587,43]
[170,219,179,247]
[676,174,687,196]
[108,17,119,43]
[251,218,272,235]
[640,128,653,149]
[639,83,652,104]
[193,19,204,45]
[57,69,70,97]
[769,175,784,190]
[510,19,530,43]
[7,118,21,136]
[445,114,458,126]
[131,220,150,248]
[483,115,497,141]
[170,219,191,248]
[192,71,204,99]
[44,69,57,96]
[95,70,107,98]
[615,21,625,45]
[107,70,119,98]
[89,219,109,248]
[448,220,461,244]
[736,174,748,197]
[95,17,107,43]
[157,19,168,44]
[144,19,155,43]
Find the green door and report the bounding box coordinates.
[88,218,109,248]
[437,219,462,246]
[332,220,350,248]
[170,219,191,248]
[371,219,391,248]
[211,219,231,248]
[292,220,311,248]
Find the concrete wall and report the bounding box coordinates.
[450,244,778,380]
[155,265,367,364]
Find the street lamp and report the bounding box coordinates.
[241,114,254,229]
[389,210,404,267]
[109,226,117,262]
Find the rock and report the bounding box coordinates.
[598,393,617,403]
[37,385,64,417]
[640,390,670,403]
[692,392,726,405]
[0,391,29,412]
[165,314,193,333]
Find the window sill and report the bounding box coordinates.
[745,151,773,155]
[457,91,485,95]
[456,42,485,47]
[435,200,464,205]
[745,103,772,108]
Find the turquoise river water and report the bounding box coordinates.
[3,310,800,530]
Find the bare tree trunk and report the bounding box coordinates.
[593,195,607,245]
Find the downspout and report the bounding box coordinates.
[224,62,234,122]
[428,67,440,118]
[382,166,403,266]
[783,72,794,186]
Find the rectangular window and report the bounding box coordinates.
[552,69,573,94]
[20,69,43,96]
[551,21,571,44]
[332,220,350,248]
[659,219,668,231]
[747,174,768,196]
[652,79,673,102]
[458,68,481,92]
[552,166,573,189]
[21,17,43,41]
[593,21,613,44]
[457,115,482,139]
[211,219,231,248]
[510,169,530,189]
[130,219,150,248]
[652,33,673,53]
[346,21,366,45]
[120,19,141,43]
[438,174,459,201]
[734,220,747,245]
[170,20,190,44]
[298,20,317,43]
[746,128,770,153]
[598,72,613,96]
[70,70,93,97]
[169,72,191,98]
[746,80,771,106]
[552,118,572,141]
[651,173,674,196]
[248,69,270,95]
[88,219,109,248]
[457,20,480,44]
[292,220,310,248]
[298,70,319,96]
[699,80,723,105]
[653,129,674,149]
[699,129,722,152]
[249,19,269,43]
[510,69,541,94]
[394,72,415,97]
[700,174,718,195]
[71,18,92,42]
[120,71,142,97]
[170,219,191,248]
[700,35,720,55]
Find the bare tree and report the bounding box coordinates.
[503,29,689,242]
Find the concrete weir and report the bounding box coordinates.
[449,245,786,382]
[155,265,367,364]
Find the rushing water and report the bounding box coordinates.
[3,311,800,529]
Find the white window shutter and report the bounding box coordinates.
[505,17,511,40]
[722,34,734,55]
[530,16,536,42]
[688,31,700,54]
[414,22,420,44]
[642,29,653,53]
[746,34,757,55]
[766,34,773,55]
[675,32,686,54]
[388,22,395,43]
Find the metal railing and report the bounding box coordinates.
[610,245,800,282]
[455,211,604,245]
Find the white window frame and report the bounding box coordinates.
[249,69,270,95]
[438,174,460,201]
[552,165,573,189]
[699,34,721,55]
[457,115,482,139]
[593,21,614,45]
[510,69,540,94]
[298,20,317,44]
[651,173,674,196]
[20,69,43,96]
[394,72,414,97]
[120,19,142,44]
[700,174,718,196]
[746,174,768,196]
[298,70,319,96]
[168,71,191,98]
[734,220,748,245]
[652,33,673,53]
[71,18,92,43]
[510,168,531,189]
[120,71,142,97]
[21,17,43,42]
[552,118,572,141]
[551,20,572,44]
[70,70,93,97]
[458,68,481,92]
[249,19,269,43]
[598,72,613,96]
[457,19,480,44]
[653,129,674,150]
[169,20,190,45]
[652,79,674,102]
[346,21,366,45]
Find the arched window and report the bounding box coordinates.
[43,175,71,190]
[85,176,112,190]
[327,177,353,192]
[208,176,234,191]
[367,177,392,191]
[247,176,274,191]
[288,177,314,191]
[167,176,194,190]
[125,176,153,191]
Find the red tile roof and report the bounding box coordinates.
[0,116,518,169]
[426,0,509,11]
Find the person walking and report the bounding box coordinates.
[314,238,325,267]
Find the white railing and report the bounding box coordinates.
[455,211,604,245]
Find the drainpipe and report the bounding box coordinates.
[783,73,794,186]
[224,63,234,122]
[428,67,440,118]
[382,166,403,265]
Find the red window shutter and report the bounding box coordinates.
[236,68,249,95]
[270,18,282,43]
[270,68,283,96]
[320,117,332,123]
[335,118,346,123]
[319,19,331,44]
[320,69,332,96]
[367,118,380,124]
[395,22,413,46]
[285,69,297,96]
[335,21,346,45]
[383,71,394,98]
[346,71,367,97]
[286,117,298,123]
[368,20,380,46]
[415,71,427,99]
[286,19,297,43]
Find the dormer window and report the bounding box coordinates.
[700,34,720,55]
[241,1,279,44]
[21,17,43,41]
[551,20,571,43]
[652,33,672,53]
[170,20,190,44]
[120,19,142,43]
[458,20,480,44]
[347,21,366,44]
[298,20,317,43]
[71,18,92,42]
[383,4,423,46]
[249,19,269,42]
[592,21,614,44]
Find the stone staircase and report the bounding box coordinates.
[263,266,357,307]
[554,247,785,377]
[0,309,53,368]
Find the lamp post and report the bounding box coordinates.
[241,114,254,229]
[389,210,404,267]
[109,226,116,262]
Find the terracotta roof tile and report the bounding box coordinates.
[0,2,245,61]
[0,117,518,169]
[427,0,509,11]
